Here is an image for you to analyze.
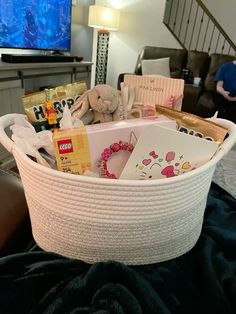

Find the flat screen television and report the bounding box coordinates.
[0,0,72,52]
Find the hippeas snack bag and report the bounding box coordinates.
[156,105,228,144]
[22,81,87,131]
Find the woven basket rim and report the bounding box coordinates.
[11,117,236,186]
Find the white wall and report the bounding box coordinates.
[202,0,236,45]
[71,0,94,60]
[93,0,181,88]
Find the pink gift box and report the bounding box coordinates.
[86,117,177,178]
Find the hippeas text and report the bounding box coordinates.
[31,95,80,122]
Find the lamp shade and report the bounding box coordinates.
[88,5,120,31]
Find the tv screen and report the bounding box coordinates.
[0,0,72,52]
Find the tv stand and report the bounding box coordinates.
[1,53,77,63]
[51,50,64,56]
[0,60,92,88]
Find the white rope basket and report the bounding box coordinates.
[0,114,235,265]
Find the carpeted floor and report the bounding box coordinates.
[213,144,236,198]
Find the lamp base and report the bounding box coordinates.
[95,30,110,85]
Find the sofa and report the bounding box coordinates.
[117,46,235,117]
[0,168,32,256]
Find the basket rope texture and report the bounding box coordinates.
[0,114,235,265]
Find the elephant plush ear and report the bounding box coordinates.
[70,91,90,121]
[80,109,94,125]
[89,85,119,114]
[93,111,113,124]
[112,91,124,121]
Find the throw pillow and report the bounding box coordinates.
[141,57,170,77]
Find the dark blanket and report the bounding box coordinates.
[0,182,236,314]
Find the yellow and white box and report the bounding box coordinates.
[53,126,92,175]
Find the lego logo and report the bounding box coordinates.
[58,139,73,154]
[59,143,72,150]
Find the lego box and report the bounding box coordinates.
[53,126,92,175]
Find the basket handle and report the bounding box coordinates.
[210,118,236,159]
[0,113,26,153]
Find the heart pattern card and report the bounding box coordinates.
[119,124,219,180]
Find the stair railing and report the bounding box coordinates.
[163,0,236,55]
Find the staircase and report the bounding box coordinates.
[163,0,236,55]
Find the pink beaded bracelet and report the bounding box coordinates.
[97,141,134,179]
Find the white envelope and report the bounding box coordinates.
[119,124,219,180]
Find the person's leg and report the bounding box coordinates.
[226,101,236,124]
[214,92,236,122]
[213,92,230,119]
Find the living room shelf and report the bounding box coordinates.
[0,61,93,88]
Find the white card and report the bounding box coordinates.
[119,124,219,180]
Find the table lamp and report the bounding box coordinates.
[88,5,120,85]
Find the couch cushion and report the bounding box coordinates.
[135,46,187,78]
[141,57,170,77]
[204,53,235,92]
[0,169,31,255]
[196,92,216,117]
[186,51,210,81]
[182,84,202,114]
